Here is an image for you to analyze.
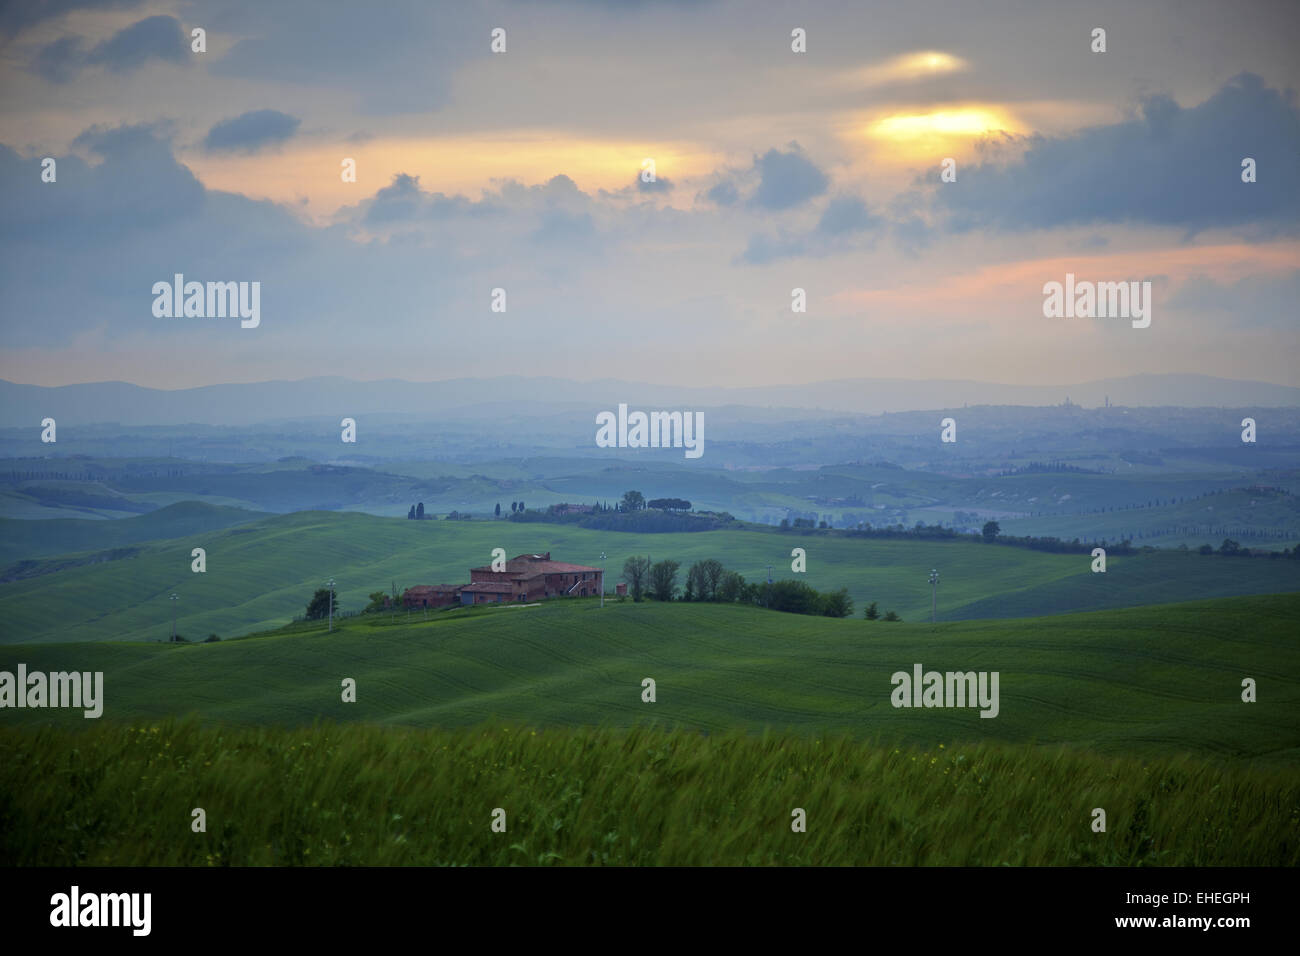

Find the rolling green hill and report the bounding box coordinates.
[3,594,1297,761]
[1,507,1296,644]
[1000,486,1300,549]
[0,500,267,564]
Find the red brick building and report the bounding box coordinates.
[401,584,461,609]
[462,551,604,604]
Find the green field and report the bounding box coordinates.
[4,589,1297,866]
[2,721,1294,865]
[2,505,1297,645]
[4,594,1297,760]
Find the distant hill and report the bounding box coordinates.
[1,372,1297,426]
[0,510,1295,644]
[0,501,266,564]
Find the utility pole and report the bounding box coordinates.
[326,577,336,633]
[169,592,178,642]
[928,569,939,624]
[600,553,606,608]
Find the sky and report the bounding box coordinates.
[0,0,1297,390]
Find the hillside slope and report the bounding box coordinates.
[1,509,1296,644]
[4,594,1297,760]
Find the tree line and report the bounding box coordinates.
[620,555,855,618]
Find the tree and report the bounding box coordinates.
[511,501,518,513]
[305,588,336,621]
[717,570,745,603]
[494,503,501,517]
[753,580,811,613]
[623,556,650,601]
[1219,538,1242,556]
[864,601,880,620]
[982,520,1001,542]
[621,490,645,513]
[648,497,691,511]
[407,505,416,519]
[416,502,425,519]
[518,501,525,512]
[365,591,388,613]
[883,610,901,622]
[702,559,724,598]
[687,559,725,601]
[780,518,790,530]
[821,587,853,618]
[649,560,680,601]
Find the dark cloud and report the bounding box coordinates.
[204,1,484,115]
[86,15,187,72]
[26,14,185,81]
[29,35,86,83]
[704,180,739,206]
[751,146,828,210]
[360,173,489,225]
[0,0,142,38]
[204,109,302,153]
[0,125,453,349]
[816,196,880,236]
[933,73,1300,237]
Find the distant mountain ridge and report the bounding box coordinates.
[0,373,1296,427]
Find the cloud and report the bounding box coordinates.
[0,0,143,38]
[204,1,484,115]
[751,146,828,210]
[204,110,302,153]
[704,180,739,206]
[359,173,491,225]
[636,173,673,192]
[30,36,86,84]
[740,194,884,263]
[932,74,1300,238]
[531,209,595,244]
[837,50,969,89]
[86,15,187,72]
[26,14,186,81]
[816,196,880,236]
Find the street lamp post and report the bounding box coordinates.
[928,569,939,624]
[169,592,178,642]
[326,577,336,632]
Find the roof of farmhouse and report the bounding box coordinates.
[469,553,603,575]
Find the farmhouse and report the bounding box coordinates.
[401,584,461,609]
[463,551,603,604]
[399,553,604,608]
